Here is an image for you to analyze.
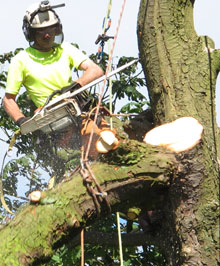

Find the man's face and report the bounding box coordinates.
[33,25,57,51]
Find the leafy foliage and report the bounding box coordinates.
[48,216,166,266]
[89,53,147,114]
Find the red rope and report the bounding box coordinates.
[84,0,127,161]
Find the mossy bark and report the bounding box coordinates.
[138,0,220,265]
[0,142,176,265]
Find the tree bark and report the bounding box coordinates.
[137,0,219,265]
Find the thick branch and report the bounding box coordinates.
[0,141,176,265]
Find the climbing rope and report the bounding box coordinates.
[81,228,85,266]
[80,157,110,216]
[79,0,127,218]
[85,0,127,161]
[117,212,124,266]
[95,0,114,128]
[78,9,128,261]
[103,0,112,33]
[79,3,127,262]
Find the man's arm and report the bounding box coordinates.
[3,93,25,122]
[76,58,103,86]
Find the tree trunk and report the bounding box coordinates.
[137,0,219,265]
[0,0,219,265]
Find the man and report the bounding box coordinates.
[3,1,103,126]
[3,1,118,164]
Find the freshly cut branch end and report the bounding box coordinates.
[96,129,120,153]
[144,117,203,153]
[100,129,116,146]
[29,191,42,202]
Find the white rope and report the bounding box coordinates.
[117,212,124,266]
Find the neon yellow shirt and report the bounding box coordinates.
[6,42,88,107]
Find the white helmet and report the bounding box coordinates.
[23,1,64,43]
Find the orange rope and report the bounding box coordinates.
[81,228,84,266]
[84,0,127,161]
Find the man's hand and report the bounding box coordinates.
[16,117,30,127]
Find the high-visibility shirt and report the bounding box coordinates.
[5,42,88,107]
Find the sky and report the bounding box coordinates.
[0,0,140,57]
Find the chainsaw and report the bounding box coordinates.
[20,59,139,135]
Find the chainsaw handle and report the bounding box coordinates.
[44,89,62,106]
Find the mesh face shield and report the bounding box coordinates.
[28,22,64,47]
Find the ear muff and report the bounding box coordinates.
[55,23,62,35]
[22,16,31,42]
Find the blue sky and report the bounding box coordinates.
[0,0,140,57]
